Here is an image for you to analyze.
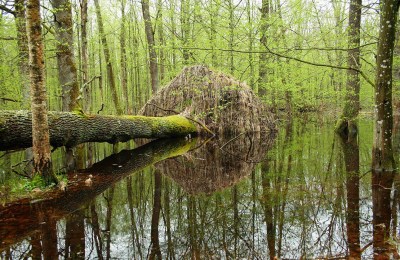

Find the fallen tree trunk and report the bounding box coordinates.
[0,110,197,150]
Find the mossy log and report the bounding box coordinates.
[0,110,197,150]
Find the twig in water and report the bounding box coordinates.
[220,133,245,150]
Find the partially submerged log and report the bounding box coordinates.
[0,110,196,150]
[140,65,275,134]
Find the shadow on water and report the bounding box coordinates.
[2,116,400,259]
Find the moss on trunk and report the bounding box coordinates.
[0,110,197,150]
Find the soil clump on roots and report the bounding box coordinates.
[140,65,275,135]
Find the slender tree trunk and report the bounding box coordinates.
[228,0,235,74]
[51,0,79,111]
[14,0,34,175]
[336,0,361,134]
[157,0,165,82]
[258,0,269,97]
[372,0,400,172]
[247,0,255,89]
[120,0,129,113]
[15,0,30,109]
[180,0,190,64]
[141,0,159,94]
[170,0,177,67]
[80,0,90,112]
[209,1,219,67]
[94,0,123,115]
[26,0,57,184]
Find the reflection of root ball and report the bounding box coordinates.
[157,134,275,195]
[140,65,276,135]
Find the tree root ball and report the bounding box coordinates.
[140,65,276,135]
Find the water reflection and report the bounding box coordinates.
[1,118,400,259]
[0,137,195,255]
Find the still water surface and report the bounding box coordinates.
[1,116,399,259]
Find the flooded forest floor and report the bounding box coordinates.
[1,113,400,259]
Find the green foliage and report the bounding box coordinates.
[0,0,382,114]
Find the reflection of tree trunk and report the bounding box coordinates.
[163,180,175,257]
[372,171,395,259]
[277,120,293,257]
[90,203,104,260]
[65,208,86,259]
[261,162,275,260]
[127,176,143,258]
[30,233,42,259]
[339,132,360,258]
[149,171,162,259]
[38,211,58,260]
[233,186,239,258]
[105,187,115,260]
[188,196,200,259]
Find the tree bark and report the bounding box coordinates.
[0,110,197,150]
[141,0,159,94]
[120,0,129,114]
[258,0,269,97]
[80,0,89,112]
[372,0,400,172]
[180,0,190,64]
[51,0,79,111]
[336,0,361,134]
[26,0,57,184]
[14,0,30,109]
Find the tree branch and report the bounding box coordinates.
[174,45,375,88]
[0,5,15,16]
[262,44,375,88]
[0,36,17,41]
[0,97,19,103]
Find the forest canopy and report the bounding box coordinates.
[0,0,384,114]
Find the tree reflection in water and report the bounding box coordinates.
[1,118,400,259]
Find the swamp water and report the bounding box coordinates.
[0,115,399,259]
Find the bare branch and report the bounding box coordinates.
[175,45,375,88]
[0,4,15,16]
[262,44,375,88]
[0,36,17,40]
[1,97,19,103]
